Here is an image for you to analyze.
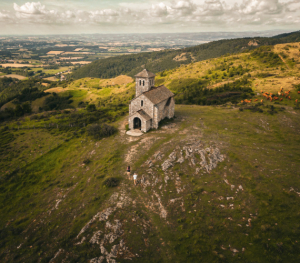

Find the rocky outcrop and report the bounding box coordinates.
[160,141,225,173]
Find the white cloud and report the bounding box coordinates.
[1,0,299,32]
[14,2,45,15]
[0,11,10,21]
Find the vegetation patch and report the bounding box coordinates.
[103,177,120,187]
[251,46,283,67]
[175,76,253,105]
[87,123,117,140]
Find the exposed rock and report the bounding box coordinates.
[177,151,184,163]
[162,159,173,171]
[90,231,102,245]
[77,207,116,238]
[90,256,105,263]
[76,236,86,245]
[164,175,169,184]
[154,151,163,160]
[49,249,65,263]
[169,151,177,162]
[169,197,183,204]
[224,179,229,185]
[154,192,167,219]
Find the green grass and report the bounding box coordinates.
[2,104,299,262]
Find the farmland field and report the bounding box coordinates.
[0,64,41,68]
[0,74,27,80]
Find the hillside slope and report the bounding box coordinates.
[0,104,300,262]
[71,31,300,79]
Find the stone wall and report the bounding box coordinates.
[136,77,155,97]
[128,112,151,132]
[168,97,175,119]
[152,97,175,128]
[129,94,154,119]
[146,119,152,131]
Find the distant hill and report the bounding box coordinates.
[71,31,300,79]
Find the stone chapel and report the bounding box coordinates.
[128,69,175,132]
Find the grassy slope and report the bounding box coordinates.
[0,42,300,262]
[46,75,135,109]
[155,42,300,106]
[0,105,299,262]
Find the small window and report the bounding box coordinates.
[139,80,141,85]
[141,100,143,107]
[143,80,145,86]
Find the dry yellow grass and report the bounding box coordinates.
[99,75,133,86]
[47,51,64,55]
[0,64,41,68]
[43,77,58,82]
[64,52,94,55]
[0,74,27,80]
[0,100,16,111]
[31,95,51,112]
[71,61,92,65]
[173,53,187,61]
[44,87,64,93]
[59,57,83,60]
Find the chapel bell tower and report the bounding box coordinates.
[134,69,156,97]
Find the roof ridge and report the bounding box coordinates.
[134,69,156,78]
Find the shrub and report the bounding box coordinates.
[87,123,117,140]
[83,159,91,165]
[86,104,96,112]
[103,177,119,187]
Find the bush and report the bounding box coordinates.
[103,177,119,187]
[86,104,96,112]
[83,159,91,165]
[87,123,117,140]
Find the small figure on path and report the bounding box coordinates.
[126,165,131,179]
[133,173,137,186]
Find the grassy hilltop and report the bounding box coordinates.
[0,41,300,262]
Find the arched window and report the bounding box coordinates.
[143,80,145,86]
[141,100,143,107]
[139,80,141,86]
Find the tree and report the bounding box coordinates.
[86,104,96,112]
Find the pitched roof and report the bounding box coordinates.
[143,85,174,105]
[136,109,152,121]
[135,69,156,78]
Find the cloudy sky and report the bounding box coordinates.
[0,0,299,35]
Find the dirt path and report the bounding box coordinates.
[278,54,291,69]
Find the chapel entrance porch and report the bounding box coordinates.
[133,117,142,130]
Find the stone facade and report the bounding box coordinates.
[128,69,175,133]
[135,77,155,97]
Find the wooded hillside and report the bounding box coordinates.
[71,31,300,79]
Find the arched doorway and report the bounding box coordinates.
[133,117,141,130]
